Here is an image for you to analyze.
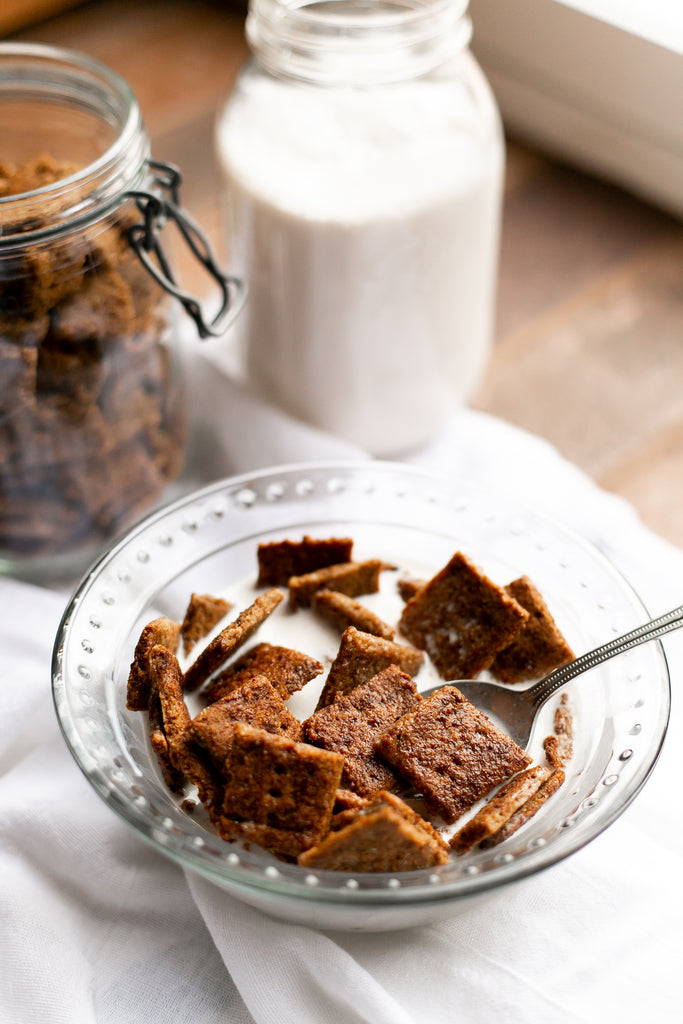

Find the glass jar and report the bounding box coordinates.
[216,0,504,456]
[0,43,243,582]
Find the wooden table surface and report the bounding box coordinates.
[10,0,683,547]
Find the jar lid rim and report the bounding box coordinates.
[251,0,469,28]
[246,0,472,84]
[0,41,144,233]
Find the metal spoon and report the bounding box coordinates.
[418,603,683,748]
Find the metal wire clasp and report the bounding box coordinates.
[125,159,246,339]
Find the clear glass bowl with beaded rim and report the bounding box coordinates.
[52,461,670,931]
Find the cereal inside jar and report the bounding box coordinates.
[0,44,243,581]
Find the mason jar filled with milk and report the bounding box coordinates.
[216,0,504,455]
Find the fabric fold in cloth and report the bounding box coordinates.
[188,872,417,1024]
[1,354,682,1023]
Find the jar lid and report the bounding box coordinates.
[0,42,147,244]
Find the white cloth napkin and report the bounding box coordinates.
[1,345,682,1023]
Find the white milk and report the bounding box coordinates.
[216,60,503,455]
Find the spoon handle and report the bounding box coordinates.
[527,603,683,708]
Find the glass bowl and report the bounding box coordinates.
[52,461,670,931]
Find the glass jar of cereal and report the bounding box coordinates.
[0,43,244,581]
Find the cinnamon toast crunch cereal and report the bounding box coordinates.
[215,723,344,858]
[127,616,180,711]
[316,626,424,709]
[183,588,284,692]
[377,686,531,824]
[190,677,303,765]
[399,552,529,679]
[490,576,574,684]
[312,588,395,639]
[180,593,232,656]
[289,559,388,610]
[298,791,449,871]
[202,642,323,703]
[304,665,421,797]
[256,535,353,586]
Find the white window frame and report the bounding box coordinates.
[470,0,683,215]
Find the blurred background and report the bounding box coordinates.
[3,0,683,546]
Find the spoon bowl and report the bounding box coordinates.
[419,603,683,748]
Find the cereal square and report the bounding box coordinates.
[216,723,344,856]
[202,642,323,703]
[172,731,224,811]
[298,791,449,872]
[312,588,395,640]
[490,576,574,684]
[213,818,317,860]
[398,552,529,679]
[304,665,421,797]
[543,694,574,768]
[397,577,424,603]
[148,693,184,794]
[257,535,353,586]
[375,790,448,849]
[479,768,566,848]
[334,789,369,813]
[190,676,303,769]
[146,644,191,793]
[126,616,180,711]
[180,592,232,655]
[183,588,284,692]
[449,764,551,853]
[316,626,424,709]
[289,560,388,611]
[151,645,191,745]
[376,686,531,823]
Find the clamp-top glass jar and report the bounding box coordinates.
[216,0,504,455]
[0,43,243,581]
